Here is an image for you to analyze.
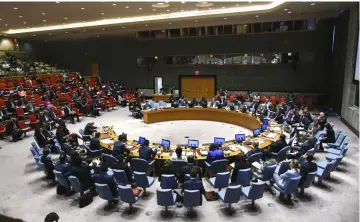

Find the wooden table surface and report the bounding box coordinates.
[153,94,171,102]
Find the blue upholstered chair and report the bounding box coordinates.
[315,160,335,184]
[325,133,346,148]
[68,175,85,197]
[209,172,230,191]
[112,169,130,185]
[160,174,178,189]
[247,153,263,164]
[131,158,155,175]
[241,181,266,209]
[205,159,228,178]
[273,176,302,203]
[102,154,118,165]
[235,168,252,186]
[334,129,341,140]
[31,141,43,156]
[30,146,38,157]
[287,134,296,146]
[79,129,92,145]
[118,185,142,211]
[34,156,42,169]
[134,171,155,195]
[299,171,316,196]
[156,188,177,213]
[84,145,102,159]
[272,146,290,162]
[95,183,119,210]
[53,138,64,154]
[307,141,321,156]
[217,185,242,211]
[326,143,347,155]
[314,130,326,140]
[275,160,291,175]
[183,189,202,212]
[253,164,277,183]
[54,170,72,194]
[171,160,187,176]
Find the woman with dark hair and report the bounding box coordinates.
[323,123,336,144]
[34,125,49,147]
[206,143,224,164]
[158,160,174,182]
[173,146,183,160]
[231,155,251,183]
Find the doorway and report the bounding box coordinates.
[179,76,216,99]
[154,77,163,94]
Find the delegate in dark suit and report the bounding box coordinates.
[84,122,97,136]
[295,137,317,158]
[112,141,129,158]
[54,161,71,177]
[139,145,157,162]
[90,137,102,151]
[94,171,118,197]
[246,147,262,159]
[41,149,55,179]
[71,160,94,190]
[299,154,318,185]
[179,163,202,183]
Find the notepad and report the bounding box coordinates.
[266,133,277,138]
[126,146,134,149]
[200,151,208,156]
[228,145,240,152]
[252,162,262,170]
[101,138,114,144]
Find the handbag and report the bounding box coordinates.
[79,192,93,208]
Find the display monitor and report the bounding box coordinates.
[253,128,261,137]
[214,137,225,146]
[138,137,145,145]
[261,124,268,131]
[263,119,269,125]
[187,139,199,149]
[161,139,170,149]
[235,134,246,142]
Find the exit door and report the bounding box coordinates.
[154,77,163,94]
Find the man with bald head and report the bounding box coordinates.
[84,121,97,136]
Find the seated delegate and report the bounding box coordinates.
[112,133,129,159]
[206,143,224,164]
[182,169,206,204]
[90,132,102,151]
[54,154,71,177]
[230,155,251,184]
[179,155,202,183]
[139,139,157,162]
[270,159,300,196]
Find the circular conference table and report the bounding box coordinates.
[97,108,282,161]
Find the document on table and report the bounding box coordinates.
[252,162,262,170]
[239,146,249,154]
[101,139,114,144]
[228,145,240,152]
[200,151,208,156]
[266,133,277,138]
[270,127,281,132]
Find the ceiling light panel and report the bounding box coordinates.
[4,1,286,34]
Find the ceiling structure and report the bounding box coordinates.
[0,1,354,40]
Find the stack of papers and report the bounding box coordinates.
[101,139,114,144]
[266,133,277,138]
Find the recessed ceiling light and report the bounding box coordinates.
[101,13,104,15]
[152,9,156,11]
[288,11,292,13]
[224,17,227,20]
[55,1,60,3]
[255,15,258,17]
[236,4,239,6]
[45,40,47,42]
[102,28,106,30]
[23,22,27,24]
[33,34,36,36]
[125,6,129,8]
[112,3,116,6]
[0,18,2,20]
[64,17,68,20]
[194,20,198,23]
[139,8,143,10]
[122,26,125,28]
[43,20,46,22]
[49,33,51,35]
[196,2,214,7]
[169,22,172,24]
[19,16,23,18]
[284,8,288,11]
[311,3,315,6]
[145,24,148,26]
[181,1,185,3]
[222,6,226,9]
[5,24,8,26]
[97,36,100,37]
[81,8,85,10]
[65,32,68,33]
[13,7,18,10]
[181,10,184,11]
[82,30,86,32]
[167,9,170,11]
[158,3,164,5]
[42,13,45,15]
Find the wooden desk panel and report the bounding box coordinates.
[143,108,261,130]
[153,94,171,102]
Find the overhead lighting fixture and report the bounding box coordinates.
[43,20,46,22]
[13,7,18,10]
[255,15,258,17]
[167,9,170,12]
[56,1,60,3]
[19,16,23,18]
[222,6,226,9]
[196,2,214,7]
[249,1,252,3]
[284,8,288,11]
[83,21,86,23]
[101,13,104,15]
[33,34,36,36]
[125,6,129,8]
[194,20,198,23]
[5,1,287,34]
[145,24,148,26]
[102,28,106,30]
[122,26,125,28]
[23,22,27,24]
[311,3,315,5]
[97,36,100,37]
[5,24,8,26]
[181,1,185,3]
[48,33,51,35]
[42,13,45,15]
[288,11,292,13]
[169,22,172,24]
[153,9,156,11]
[65,32,68,33]
[152,2,170,8]
[139,8,143,10]
[236,4,239,6]
[82,30,86,32]
[112,3,116,6]
[181,10,184,11]
[64,17,68,20]
[224,17,227,20]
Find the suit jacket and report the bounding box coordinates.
[158,167,174,182]
[206,150,225,164]
[179,163,202,183]
[276,168,300,189]
[90,137,102,151]
[300,161,317,185]
[139,146,157,162]
[6,121,19,135]
[231,162,250,183]
[246,147,262,159]
[111,161,133,182]
[71,163,94,190]
[324,130,336,143]
[41,155,55,178]
[112,141,129,158]
[297,139,317,156]
[269,140,287,153]
[39,113,51,124]
[63,106,72,116]
[94,173,118,197]
[54,162,71,177]
[183,178,205,194]
[84,124,97,135]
